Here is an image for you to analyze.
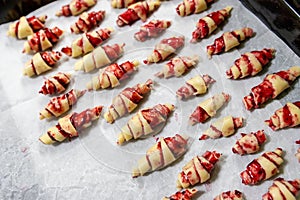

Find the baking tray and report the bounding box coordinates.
[0,0,299,199]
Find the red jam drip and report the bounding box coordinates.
[121,87,144,104]
[167,189,195,200]
[280,104,294,127]
[196,19,209,39]
[71,109,92,130]
[244,160,265,184]
[251,80,275,105]
[141,107,162,129]
[105,63,124,80]
[61,5,72,16]
[61,47,72,56]
[27,16,45,31]
[45,28,60,44]
[118,9,139,25]
[164,134,187,157]
[86,33,102,47]
[203,151,221,165]
[239,54,253,75]
[103,45,120,60]
[252,49,273,66]
[293,101,300,108]
[276,71,294,84]
[190,106,210,123]
[208,10,225,25]
[208,36,225,54]
[29,31,41,52]
[15,21,20,38]
[255,130,267,145]
[160,37,184,49]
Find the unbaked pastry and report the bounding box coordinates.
[155,55,199,78]
[23,27,64,54]
[86,60,139,90]
[243,66,300,110]
[39,72,72,95]
[104,79,153,124]
[144,36,185,64]
[176,150,222,189]
[56,0,97,16]
[162,188,198,200]
[39,106,103,144]
[134,19,171,42]
[189,92,230,125]
[7,15,47,39]
[265,101,300,131]
[262,178,300,200]
[61,27,113,58]
[207,27,254,58]
[191,6,232,43]
[199,116,243,140]
[116,1,161,26]
[214,190,244,200]
[226,48,276,79]
[23,51,62,77]
[132,134,188,177]
[232,130,267,155]
[39,89,86,120]
[240,148,284,185]
[176,74,215,100]
[74,43,125,72]
[176,0,215,17]
[70,10,105,34]
[117,103,174,145]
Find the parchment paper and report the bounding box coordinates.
[0,0,299,199]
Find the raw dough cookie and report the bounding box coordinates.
[104,79,153,123]
[155,55,199,78]
[70,10,105,34]
[39,89,86,120]
[74,43,125,72]
[56,0,97,16]
[262,178,300,200]
[62,27,113,58]
[243,66,300,110]
[39,72,72,95]
[226,48,276,79]
[134,19,171,42]
[117,103,174,145]
[189,92,230,125]
[7,15,47,39]
[191,6,232,43]
[232,130,267,155]
[207,27,254,58]
[199,116,243,140]
[132,134,188,177]
[39,106,103,144]
[86,60,139,90]
[22,27,64,54]
[176,0,215,17]
[116,1,161,26]
[176,74,215,100]
[23,51,62,77]
[240,148,284,185]
[265,101,300,130]
[144,36,185,64]
[176,150,222,189]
